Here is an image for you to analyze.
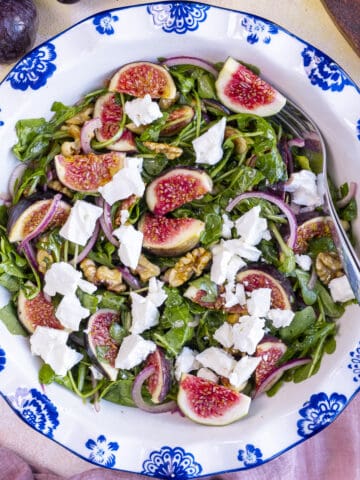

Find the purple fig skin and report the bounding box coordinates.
[145,348,172,403]
[0,0,38,64]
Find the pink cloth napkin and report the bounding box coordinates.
[1,393,360,480]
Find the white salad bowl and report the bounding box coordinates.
[0,2,360,477]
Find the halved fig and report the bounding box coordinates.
[215,57,286,116]
[254,336,287,394]
[54,152,125,193]
[177,373,251,426]
[236,264,294,310]
[294,216,333,254]
[93,93,136,151]
[146,167,213,215]
[138,213,205,256]
[160,105,194,136]
[144,347,172,404]
[17,286,63,333]
[109,61,177,99]
[86,309,121,381]
[8,197,70,243]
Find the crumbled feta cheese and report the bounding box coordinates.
[235,283,246,306]
[124,156,143,172]
[225,239,262,262]
[267,309,295,328]
[193,117,226,166]
[232,315,265,355]
[234,206,268,246]
[175,347,200,381]
[113,224,143,269]
[197,367,219,383]
[229,355,261,389]
[295,254,312,271]
[44,262,81,297]
[223,283,240,308]
[98,165,145,206]
[213,322,234,348]
[77,278,97,294]
[90,365,104,380]
[124,94,162,127]
[55,294,90,331]
[119,209,130,225]
[30,326,83,376]
[147,277,167,307]
[247,288,272,317]
[114,334,156,370]
[221,213,234,239]
[196,346,236,378]
[285,170,322,207]
[59,200,102,247]
[210,241,233,284]
[328,275,355,303]
[129,292,159,334]
[226,255,246,286]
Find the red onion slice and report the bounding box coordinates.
[336,181,357,209]
[20,241,38,270]
[96,197,119,247]
[255,357,311,397]
[226,191,298,248]
[8,163,27,199]
[163,56,218,77]
[118,266,142,290]
[288,138,305,149]
[80,118,102,154]
[132,365,177,413]
[73,221,100,264]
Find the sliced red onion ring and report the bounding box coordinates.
[288,138,305,149]
[118,266,142,290]
[20,241,38,270]
[80,118,102,154]
[163,56,218,77]
[226,191,298,248]
[336,181,357,209]
[73,221,100,264]
[20,194,62,247]
[132,365,177,414]
[96,197,120,247]
[255,357,311,397]
[8,163,27,199]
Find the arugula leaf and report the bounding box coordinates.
[102,377,136,407]
[314,281,345,318]
[99,291,126,310]
[153,325,194,357]
[160,287,192,329]
[294,269,318,305]
[279,306,316,342]
[39,364,56,385]
[0,302,28,336]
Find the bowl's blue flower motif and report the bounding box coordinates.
[356,119,360,141]
[240,15,278,44]
[93,12,119,36]
[6,43,57,92]
[8,387,59,438]
[142,446,203,479]
[301,46,352,92]
[297,392,347,438]
[0,108,4,127]
[0,347,6,372]
[348,342,360,382]
[237,443,264,467]
[147,3,210,34]
[85,434,119,468]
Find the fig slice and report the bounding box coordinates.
[109,61,177,99]
[294,216,333,254]
[146,167,213,215]
[54,152,125,193]
[17,286,63,333]
[160,105,195,136]
[8,197,70,243]
[144,347,172,403]
[215,57,286,116]
[86,309,121,381]
[138,213,205,257]
[93,93,136,151]
[254,336,287,394]
[177,373,251,426]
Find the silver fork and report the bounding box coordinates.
[275,99,360,302]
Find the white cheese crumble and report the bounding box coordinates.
[147,277,167,307]
[210,241,233,284]
[328,275,355,303]
[213,322,234,349]
[285,169,322,207]
[246,288,272,317]
[59,200,102,246]
[224,239,262,262]
[234,206,269,246]
[98,163,145,206]
[55,294,90,331]
[119,209,130,225]
[229,355,261,390]
[113,224,143,270]
[43,262,95,297]
[192,117,226,165]
[114,334,156,370]
[295,254,312,271]
[221,213,234,239]
[197,367,219,383]
[232,315,266,355]
[30,326,83,376]
[267,308,295,328]
[175,347,200,381]
[124,94,162,127]
[196,346,236,378]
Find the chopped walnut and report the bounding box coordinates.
[65,107,94,125]
[315,251,343,285]
[80,259,126,293]
[164,247,212,287]
[226,313,241,324]
[133,254,160,282]
[36,249,54,274]
[48,180,73,198]
[224,126,248,154]
[60,124,81,156]
[143,141,183,160]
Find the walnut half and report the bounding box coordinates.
[80,259,126,293]
[315,251,343,285]
[164,247,212,287]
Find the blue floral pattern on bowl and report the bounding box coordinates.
[237,443,264,467]
[240,15,278,44]
[7,44,57,91]
[297,392,347,438]
[147,3,209,34]
[0,348,6,372]
[85,434,119,468]
[142,446,202,479]
[0,108,3,127]
[356,119,360,141]
[301,46,352,92]
[93,12,119,35]
[8,387,59,438]
[348,342,360,382]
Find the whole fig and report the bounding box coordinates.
[0,0,38,64]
